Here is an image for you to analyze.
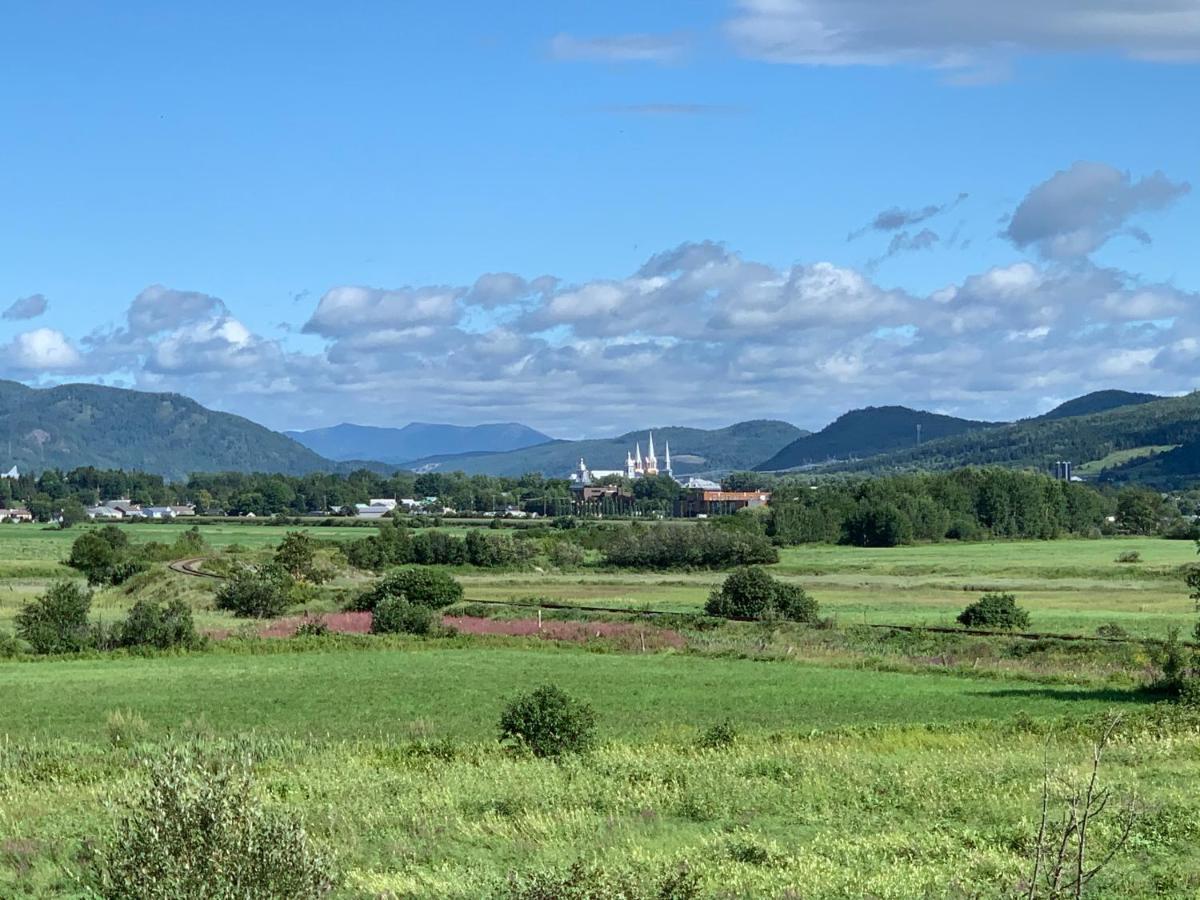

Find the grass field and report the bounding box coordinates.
[1,523,1198,897]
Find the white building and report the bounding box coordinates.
[570,432,674,487]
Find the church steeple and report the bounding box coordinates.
[664,440,672,477]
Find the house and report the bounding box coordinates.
[169,505,197,517]
[141,507,177,519]
[0,507,32,523]
[87,506,123,520]
[1,466,18,480]
[369,498,398,510]
[104,499,143,517]
[354,503,395,519]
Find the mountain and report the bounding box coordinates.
[1034,390,1162,421]
[286,421,552,464]
[823,392,1200,480]
[0,380,335,480]
[755,406,998,472]
[400,420,806,477]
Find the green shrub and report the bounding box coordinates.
[293,617,330,637]
[548,540,586,570]
[602,524,778,570]
[1115,550,1142,564]
[348,566,463,612]
[841,500,914,547]
[697,719,737,751]
[0,629,28,658]
[498,684,597,758]
[214,566,292,619]
[274,531,331,583]
[119,598,203,650]
[704,567,819,623]
[957,592,1031,630]
[370,596,437,635]
[504,860,700,900]
[15,580,94,654]
[91,748,334,899]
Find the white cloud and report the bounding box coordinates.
[302,286,462,338]
[6,328,82,371]
[725,0,1200,77]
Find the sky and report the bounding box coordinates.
[1,1,1198,439]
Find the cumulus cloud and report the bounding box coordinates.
[127,285,227,335]
[2,294,48,321]
[1004,161,1191,259]
[549,32,690,63]
[302,286,463,338]
[725,0,1200,77]
[4,328,82,371]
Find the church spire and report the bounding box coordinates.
[648,431,655,461]
[664,440,671,476]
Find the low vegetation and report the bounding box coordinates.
[704,566,819,622]
[498,683,597,758]
[957,592,1032,630]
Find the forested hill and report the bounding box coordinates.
[824,392,1200,478]
[1033,390,1162,421]
[0,380,335,480]
[755,406,997,472]
[401,420,806,477]
[286,421,552,464]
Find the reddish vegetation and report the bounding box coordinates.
[257,611,373,638]
[208,610,685,651]
[443,615,686,650]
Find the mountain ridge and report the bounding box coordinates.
[286,421,553,464]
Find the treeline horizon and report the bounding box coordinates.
[0,464,1194,539]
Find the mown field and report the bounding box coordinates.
[1,523,1198,897]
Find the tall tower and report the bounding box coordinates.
[635,442,643,476]
[645,432,658,475]
[664,440,672,479]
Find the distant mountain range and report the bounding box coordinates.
[0,379,1195,486]
[0,380,331,480]
[401,421,808,478]
[286,421,553,464]
[756,406,997,472]
[802,391,1200,484]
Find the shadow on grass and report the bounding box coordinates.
[982,685,1166,705]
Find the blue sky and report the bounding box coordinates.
[1,1,1198,436]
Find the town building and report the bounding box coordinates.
[1,466,18,480]
[674,489,772,518]
[0,507,32,523]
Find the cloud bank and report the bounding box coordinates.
[2,163,1195,434]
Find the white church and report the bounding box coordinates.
[570,432,673,486]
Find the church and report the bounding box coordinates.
[570,432,673,488]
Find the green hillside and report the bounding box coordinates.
[756,406,996,471]
[1034,389,1162,421]
[0,380,335,480]
[825,392,1200,479]
[403,420,805,477]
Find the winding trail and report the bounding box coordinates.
[168,557,223,579]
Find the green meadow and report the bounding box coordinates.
[0,523,1198,897]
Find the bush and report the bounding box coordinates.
[1115,550,1142,564]
[697,719,737,751]
[957,592,1031,630]
[91,748,334,899]
[348,566,463,612]
[215,566,293,618]
[370,597,438,635]
[602,524,777,570]
[498,684,597,758]
[548,540,586,570]
[119,598,203,650]
[294,617,330,637]
[505,860,700,900]
[0,629,28,658]
[704,567,819,623]
[15,580,94,654]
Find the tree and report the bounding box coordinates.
[498,684,597,758]
[15,580,94,654]
[1115,487,1163,534]
[274,531,327,583]
[58,498,89,529]
[215,565,292,618]
[348,567,463,612]
[370,596,437,635]
[842,500,913,547]
[119,598,202,650]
